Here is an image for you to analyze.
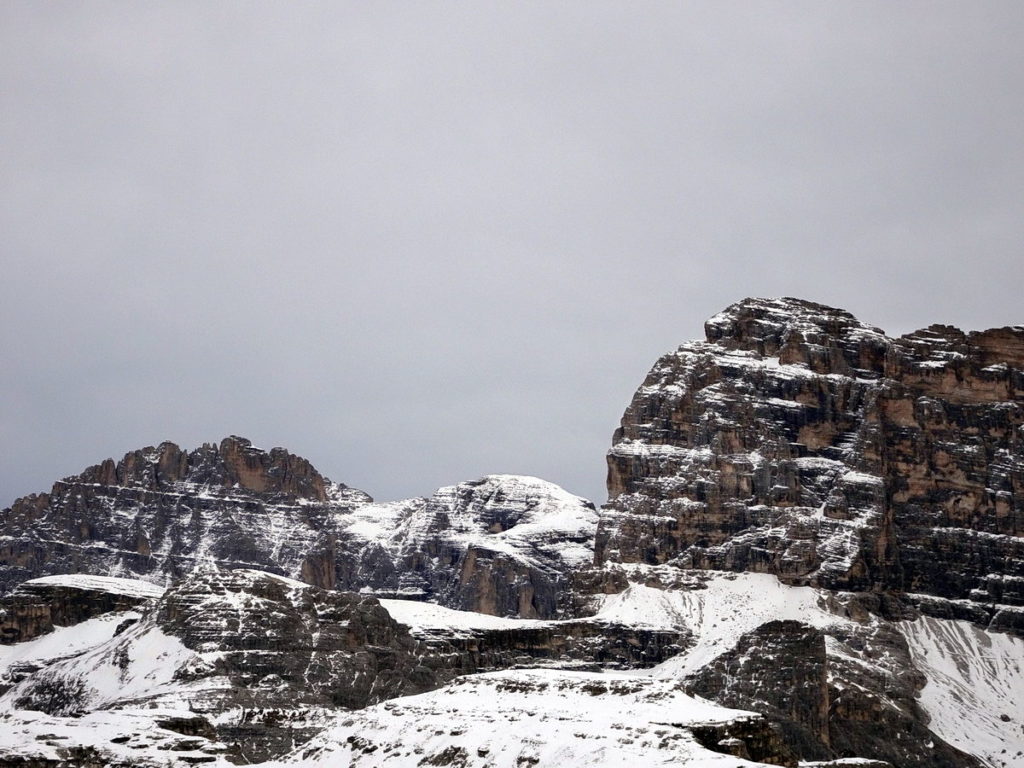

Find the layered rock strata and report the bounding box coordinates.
[0,436,369,596]
[381,598,688,672]
[599,297,1024,629]
[3,568,445,762]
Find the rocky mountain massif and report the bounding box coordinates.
[0,440,595,619]
[1,297,1022,768]
[601,297,1024,633]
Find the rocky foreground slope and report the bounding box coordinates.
[2,567,1019,767]
[1,297,1022,768]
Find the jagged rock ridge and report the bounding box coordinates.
[1,440,597,619]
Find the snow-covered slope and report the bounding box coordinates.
[380,597,552,635]
[900,617,1024,768]
[258,668,791,768]
[583,570,989,768]
[0,612,140,683]
[381,570,848,648]
[596,572,846,674]
[1,611,207,714]
[0,610,234,766]
[0,707,233,767]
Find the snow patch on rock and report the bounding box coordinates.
[19,573,166,599]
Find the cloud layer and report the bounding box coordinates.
[3,2,1023,507]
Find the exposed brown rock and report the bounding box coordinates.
[599,298,1024,631]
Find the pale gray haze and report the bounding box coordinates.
[2,2,1023,509]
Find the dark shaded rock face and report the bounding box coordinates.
[599,297,1024,627]
[688,718,797,767]
[823,621,981,768]
[687,620,831,760]
[685,618,982,768]
[0,437,371,596]
[408,619,688,674]
[0,597,52,647]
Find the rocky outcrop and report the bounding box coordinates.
[687,620,831,759]
[153,568,439,710]
[0,575,161,644]
[599,297,1024,627]
[336,475,598,618]
[687,718,797,767]
[404,618,687,674]
[686,617,982,768]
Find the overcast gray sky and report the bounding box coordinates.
[2,2,1023,509]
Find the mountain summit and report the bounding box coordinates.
[602,296,1024,633]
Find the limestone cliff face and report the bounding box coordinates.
[599,298,1024,628]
